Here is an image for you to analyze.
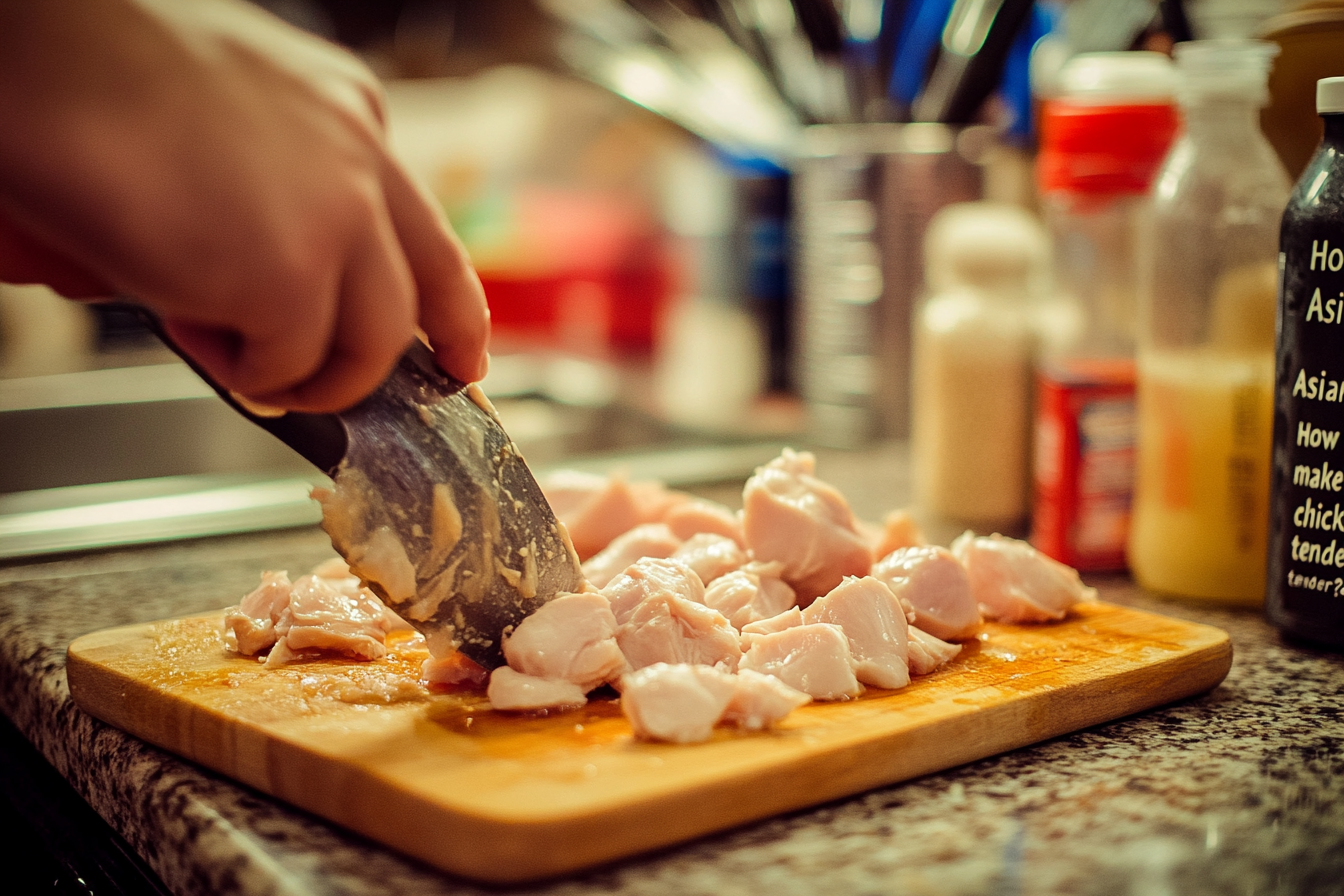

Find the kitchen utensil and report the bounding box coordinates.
[67,600,1231,883]
[136,309,583,668]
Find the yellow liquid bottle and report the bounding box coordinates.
[1129,349,1275,602]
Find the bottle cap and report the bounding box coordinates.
[1172,39,1278,106]
[1319,77,1344,114]
[1055,52,1176,105]
[923,203,1049,295]
[1035,52,1179,197]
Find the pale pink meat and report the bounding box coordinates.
[703,564,797,631]
[739,622,862,700]
[421,652,489,688]
[663,499,745,546]
[869,509,927,560]
[871,545,981,641]
[581,523,683,589]
[620,663,737,743]
[601,557,706,625]
[224,569,292,656]
[502,591,626,692]
[802,576,910,690]
[721,669,812,731]
[740,606,803,637]
[907,626,961,675]
[309,557,415,632]
[265,574,394,667]
[671,533,748,586]
[741,449,871,605]
[540,470,685,560]
[488,666,588,712]
[951,531,1098,623]
[617,593,742,672]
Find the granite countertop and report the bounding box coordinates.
[2,507,1343,895]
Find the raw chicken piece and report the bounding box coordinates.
[602,557,706,625]
[620,663,738,743]
[704,564,797,630]
[739,623,862,701]
[539,470,685,560]
[802,576,910,690]
[671,533,748,586]
[617,593,742,672]
[721,669,812,731]
[502,592,626,692]
[871,545,981,641]
[663,499,745,546]
[907,626,961,675]
[266,574,395,667]
[741,449,872,605]
[488,667,588,712]
[740,606,803,637]
[224,570,293,655]
[870,509,928,560]
[951,531,1098,623]
[581,523,683,589]
[310,557,416,632]
[421,652,489,688]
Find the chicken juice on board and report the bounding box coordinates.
[1266,76,1344,649]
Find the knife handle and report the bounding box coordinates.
[122,303,348,475]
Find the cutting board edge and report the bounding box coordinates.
[356,625,1234,883]
[63,606,1236,885]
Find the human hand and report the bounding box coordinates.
[0,0,490,412]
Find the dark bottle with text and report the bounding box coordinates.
[1267,77,1344,649]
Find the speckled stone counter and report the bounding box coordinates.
[2,497,1343,894]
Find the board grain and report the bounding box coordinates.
[66,601,1231,883]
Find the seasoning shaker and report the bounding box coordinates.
[1030,52,1179,572]
[911,202,1049,528]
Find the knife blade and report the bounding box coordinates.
[133,307,583,669]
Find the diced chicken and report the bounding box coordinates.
[620,663,738,743]
[740,606,803,637]
[502,592,626,692]
[421,652,489,689]
[704,564,797,631]
[870,509,928,560]
[907,626,961,675]
[617,593,742,672]
[803,576,910,690]
[309,556,416,632]
[488,667,588,712]
[951,532,1098,623]
[539,470,685,560]
[581,523,683,589]
[602,557,706,625]
[871,545,981,641]
[663,499,745,546]
[721,669,812,731]
[223,570,293,656]
[266,574,395,667]
[671,533,748,586]
[739,623,862,701]
[741,449,872,605]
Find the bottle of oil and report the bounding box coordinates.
[1266,76,1344,649]
[1129,40,1290,603]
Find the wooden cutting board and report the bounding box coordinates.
[67,601,1230,884]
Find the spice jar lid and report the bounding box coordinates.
[1319,77,1344,114]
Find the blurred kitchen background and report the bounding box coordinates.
[2,0,1341,567]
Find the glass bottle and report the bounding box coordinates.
[1129,40,1291,603]
[1265,76,1344,649]
[1031,52,1178,572]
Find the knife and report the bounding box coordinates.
[130,307,584,669]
